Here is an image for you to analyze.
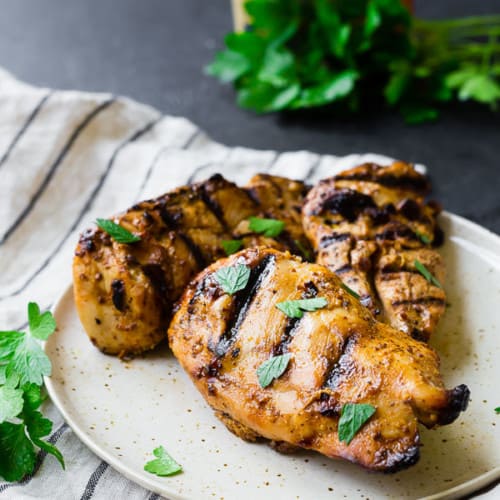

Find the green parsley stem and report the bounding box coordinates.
[416,15,500,31]
[449,44,500,56]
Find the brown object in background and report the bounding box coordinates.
[402,0,414,13]
[231,0,249,31]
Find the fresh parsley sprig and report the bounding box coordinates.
[207,0,500,123]
[248,216,285,238]
[221,239,243,256]
[276,297,327,318]
[341,283,360,300]
[414,230,431,245]
[257,354,291,388]
[96,218,141,244]
[144,446,182,477]
[338,403,376,444]
[0,303,65,482]
[414,259,443,288]
[215,264,251,295]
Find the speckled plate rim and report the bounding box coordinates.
[44,211,500,500]
[43,313,185,499]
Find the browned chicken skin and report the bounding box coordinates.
[73,174,309,356]
[168,247,469,472]
[302,162,445,340]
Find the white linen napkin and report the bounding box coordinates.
[1,68,488,500]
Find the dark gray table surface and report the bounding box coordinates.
[0,0,499,233]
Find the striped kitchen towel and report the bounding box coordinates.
[2,68,491,500]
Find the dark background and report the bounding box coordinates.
[0,0,499,233]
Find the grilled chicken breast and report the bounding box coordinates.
[302,162,445,340]
[73,174,308,356]
[169,247,469,472]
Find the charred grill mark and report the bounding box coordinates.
[82,239,95,252]
[156,202,182,228]
[319,233,351,248]
[378,265,435,279]
[304,281,318,294]
[142,211,154,224]
[243,187,262,206]
[198,188,229,231]
[177,233,207,269]
[189,276,209,305]
[436,384,470,426]
[433,225,444,247]
[142,264,171,318]
[125,254,139,266]
[273,281,318,356]
[318,391,341,417]
[378,445,421,473]
[375,224,419,242]
[263,175,284,196]
[205,173,225,183]
[156,204,207,269]
[426,199,442,214]
[333,264,353,275]
[213,254,276,358]
[186,275,223,315]
[397,199,421,221]
[316,189,376,222]
[391,297,446,307]
[334,171,430,193]
[197,174,234,230]
[111,279,126,311]
[76,228,97,255]
[277,230,303,256]
[365,203,396,226]
[272,319,299,356]
[323,335,358,390]
[410,329,428,342]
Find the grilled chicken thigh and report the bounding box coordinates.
[73,174,308,356]
[302,162,445,340]
[169,247,468,472]
[245,173,313,259]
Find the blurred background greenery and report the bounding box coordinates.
[209,0,500,123]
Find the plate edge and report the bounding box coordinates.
[44,284,190,500]
[44,213,500,499]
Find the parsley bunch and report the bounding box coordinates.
[0,303,64,482]
[207,0,500,123]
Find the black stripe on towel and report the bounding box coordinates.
[0,117,161,300]
[264,151,280,173]
[0,97,116,246]
[80,461,109,500]
[134,128,201,201]
[303,156,322,182]
[186,150,233,185]
[0,91,53,169]
[186,161,216,185]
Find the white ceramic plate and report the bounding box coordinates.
[45,212,500,500]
